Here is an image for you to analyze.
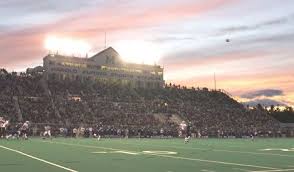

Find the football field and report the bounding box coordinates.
[0,138,294,172]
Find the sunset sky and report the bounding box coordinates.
[0,0,293,107]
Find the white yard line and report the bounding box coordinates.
[0,145,78,172]
[41,140,278,170]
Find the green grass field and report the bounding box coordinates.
[1,138,294,172]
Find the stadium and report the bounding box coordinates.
[1,46,294,172]
[1,1,294,171]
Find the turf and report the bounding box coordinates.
[0,138,294,172]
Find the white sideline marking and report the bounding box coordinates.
[91,150,177,155]
[142,151,177,155]
[41,140,278,170]
[260,148,294,152]
[233,168,250,171]
[0,145,78,172]
[250,169,294,172]
[115,151,139,155]
[91,151,108,154]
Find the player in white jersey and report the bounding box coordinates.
[20,121,29,140]
[3,120,9,137]
[179,121,187,137]
[43,125,52,139]
[250,131,258,141]
[179,121,191,143]
[4,120,9,127]
[0,117,7,138]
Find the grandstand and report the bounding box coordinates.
[0,55,286,137]
[1,48,294,172]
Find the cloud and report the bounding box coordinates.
[161,49,269,70]
[0,24,10,32]
[241,89,284,99]
[150,36,195,43]
[243,98,287,107]
[241,32,294,45]
[220,13,294,34]
[0,0,105,14]
[0,0,236,70]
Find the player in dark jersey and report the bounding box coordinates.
[250,131,257,141]
[94,123,103,141]
[6,123,21,140]
[138,128,142,140]
[185,122,192,144]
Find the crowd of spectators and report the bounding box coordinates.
[0,69,289,138]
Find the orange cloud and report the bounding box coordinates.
[169,71,294,106]
[0,0,237,70]
[163,51,267,71]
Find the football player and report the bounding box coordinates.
[19,121,30,140]
[0,117,5,138]
[185,122,192,144]
[43,125,52,139]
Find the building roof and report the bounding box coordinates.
[44,47,163,70]
[90,47,120,60]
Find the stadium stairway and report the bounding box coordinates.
[153,113,168,123]
[40,78,62,119]
[40,77,50,97]
[153,113,183,125]
[12,96,23,122]
[170,114,184,125]
[52,99,61,119]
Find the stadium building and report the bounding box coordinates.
[43,47,164,88]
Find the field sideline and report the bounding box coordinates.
[0,138,294,172]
